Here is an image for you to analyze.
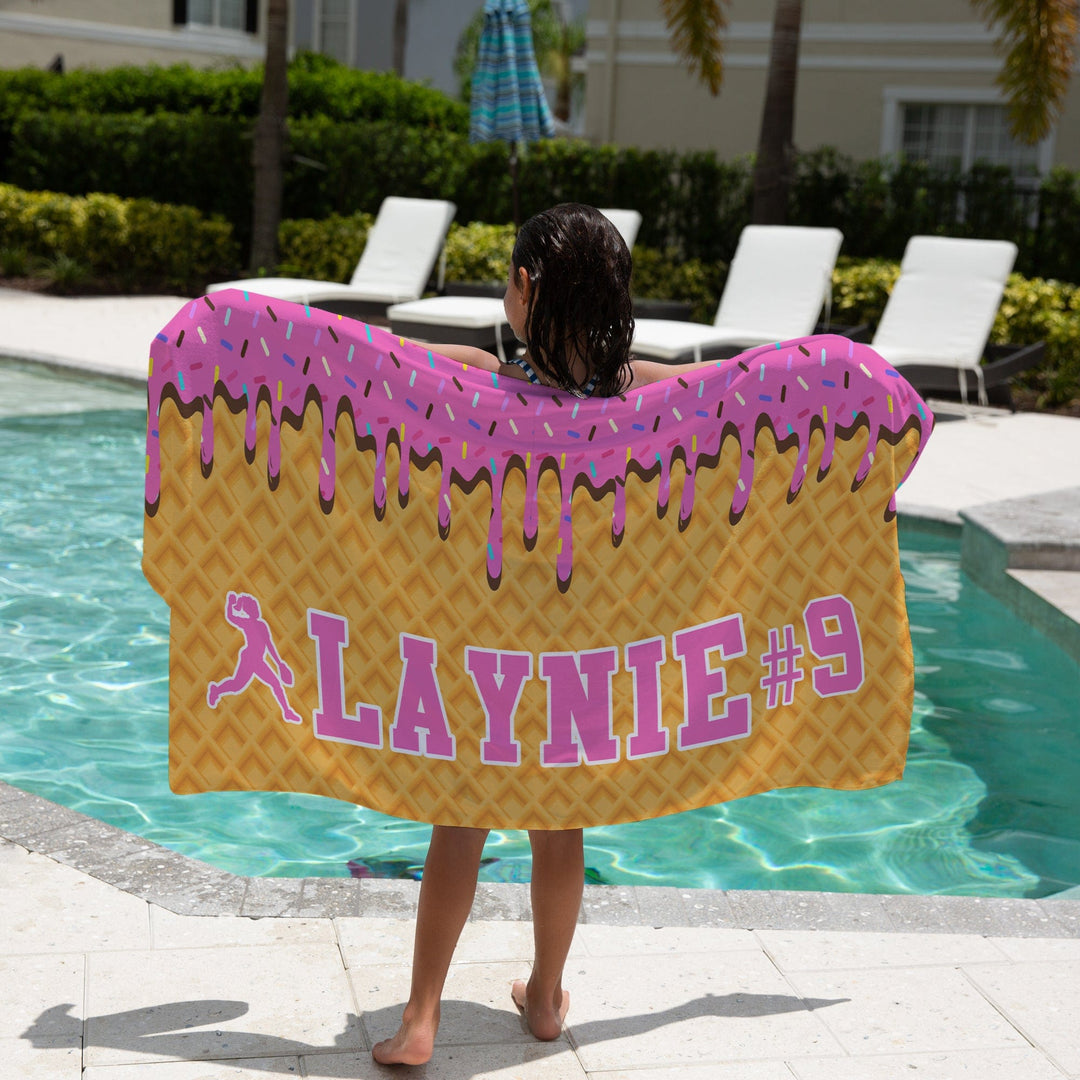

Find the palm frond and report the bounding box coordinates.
[972,0,1079,142]
[659,0,730,96]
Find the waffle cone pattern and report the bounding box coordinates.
[143,292,934,829]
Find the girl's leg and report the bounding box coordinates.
[512,828,584,1040]
[371,825,489,1065]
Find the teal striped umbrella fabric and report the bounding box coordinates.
[470,0,555,145]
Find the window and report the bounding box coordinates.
[316,0,355,66]
[900,103,1042,182]
[883,88,1053,187]
[173,0,257,34]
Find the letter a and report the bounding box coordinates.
[390,634,456,760]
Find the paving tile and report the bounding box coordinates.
[150,907,334,950]
[988,935,1080,963]
[472,882,533,921]
[91,848,248,916]
[0,851,150,953]
[788,1047,1068,1079]
[83,1057,301,1077]
[335,916,417,967]
[930,894,1063,938]
[238,876,306,917]
[590,1066,795,1080]
[681,888,739,927]
[764,891,895,932]
[564,948,842,1070]
[0,1035,82,1080]
[354,960,546,1052]
[785,966,1028,1056]
[302,1043,588,1078]
[756,929,1009,972]
[577,924,757,957]
[965,959,1080,1073]
[0,955,84,1039]
[357,878,419,918]
[295,877,362,918]
[631,885,690,926]
[581,885,641,925]
[83,943,362,1067]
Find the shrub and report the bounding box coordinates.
[0,183,239,293]
[275,211,373,282]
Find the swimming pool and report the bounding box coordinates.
[2,360,1079,897]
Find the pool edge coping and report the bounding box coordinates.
[4,779,1079,937]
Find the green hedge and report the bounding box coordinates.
[0,183,238,293]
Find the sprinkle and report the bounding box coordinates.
[260,337,269,357]
[345,375,357,389]
[219,339,233,352]
[286,321,293,340]
[822,405,829,423]
[526,452,531,468]
[692,434,697,453]
[214,364,219,382]
[472,392,480,408]
[322,356,331,377]
[859,362,873,379]
[737,478,746,492]
[626,445,632,463]
[177,371,186,392]
[468,418,481,431]
[735,392,745,406]
[887,394,894,414]
[509,418,518,435]
[365,324,373,343]
[277,380,282,401]
[544,422,554,437]
[820,348,827,364]
[321,456,329,475]
[561,452,567,469]
[589,462,597,478]
[490,457,498,476]
[347,344,355,363]
[462,442,468,459]
[635,395,643,412]
[400,423,406,441]
[797,376,809,391]
[223,308,231,327]
[196,326,207,344]
[572,402,581,419]
[609,418,619,433]
[672,408,682,422]
[383,380,393,400]
[759,364,766,381]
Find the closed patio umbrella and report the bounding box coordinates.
[470,0,555,226]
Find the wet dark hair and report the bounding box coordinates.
[511,203,634,397]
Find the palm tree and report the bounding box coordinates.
[661,0,1079,224]
[249,0,289,273]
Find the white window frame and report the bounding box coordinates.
[313,0,358,67]
[881,86,1055,181]
[186,0,248,33]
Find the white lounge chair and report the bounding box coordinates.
[207,196,457,319]
[387,208,644,361]
[630,225,844,364]
[869,235,1041,406]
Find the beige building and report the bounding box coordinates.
[585,0,1080,176]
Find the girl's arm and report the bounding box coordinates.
[627,357,706,388]
[423,342,503,372]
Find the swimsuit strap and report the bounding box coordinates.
[505,354,599,399]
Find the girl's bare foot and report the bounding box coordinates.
[511,979,570,1041]
[371,1012,438,1066]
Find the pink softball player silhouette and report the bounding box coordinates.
[207,591,303,724]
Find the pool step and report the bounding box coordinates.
[960,487,1080,663]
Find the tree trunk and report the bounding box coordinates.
[249,0,289,274]
[751,0,802,225]
[393,0,409,77]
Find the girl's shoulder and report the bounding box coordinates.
[626,357,699,389]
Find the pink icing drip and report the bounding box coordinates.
[146,292,934,586]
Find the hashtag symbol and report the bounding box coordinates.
[760,624,805,708]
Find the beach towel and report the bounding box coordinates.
[143,290,933,829]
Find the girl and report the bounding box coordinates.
[372,203,691,1066]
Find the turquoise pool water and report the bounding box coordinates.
[2,362,1079,897]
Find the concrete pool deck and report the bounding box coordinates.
[2,289,1080,1078]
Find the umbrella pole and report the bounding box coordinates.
[510,142,520,229]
